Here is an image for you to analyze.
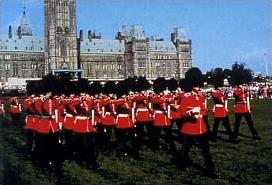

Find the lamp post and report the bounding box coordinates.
[264,53,269,77]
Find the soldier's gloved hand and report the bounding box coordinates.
[191,107,200,114]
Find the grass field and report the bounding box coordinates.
[0,99,272,185]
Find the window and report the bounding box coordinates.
[5,55,10,60]
[22,63,27,70]
[5,64,10,70]
[57,27,62,34]
[31,63,37,70]
[65,27,69,34]
[60,40,67,57]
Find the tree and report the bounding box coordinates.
[210,68,224,87]
[185,67,204,88]
[229,62,253,86]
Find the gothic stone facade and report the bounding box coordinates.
[0,0,192,82]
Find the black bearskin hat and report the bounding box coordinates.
[184,67,204,91]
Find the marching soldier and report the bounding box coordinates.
[177,68,216,177]
[73,94,98,169]
[9,97,21,122]
[134,91,153,150]
[63,94,78,159]
[198,89,211,135]
[100,95,116,152]
[115,95,139,159]
[151,93,177,156]
[93,94,104,146]
[233,85,260,140]
[211,87,234,142]
[23,95,36,158]
[35,91,60,165]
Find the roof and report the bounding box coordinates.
[149,41,176,52]
[0,35,44,52]
[80,38,125,54]
[129,25,146,40]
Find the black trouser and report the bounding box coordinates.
[64,129,75,159]
[178,134,215,173]
[233,113,259,138]
[100,126,115,151]
[151,126,177,155]
[25,129,35,157]
[135,121,153,148]
[115,128,138,158]
[74,133,97,166]
[203,115,211,136]
[35,132,59,163]
[212,116,233,139]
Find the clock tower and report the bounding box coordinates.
[44,0,78,74]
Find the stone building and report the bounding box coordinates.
[0,0,192,82]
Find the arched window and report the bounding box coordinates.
[60,40,67,57]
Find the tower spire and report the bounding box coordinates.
[18,0,32,37]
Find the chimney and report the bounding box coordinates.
[17,26,22,39]
[79,30,83,41]
[8,25,12,39]
[88,30,92,41]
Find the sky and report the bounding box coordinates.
[0,0,271,76]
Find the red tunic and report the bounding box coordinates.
[134,94,152,122]
[233,87,251,113]
[101,97,116,126]
[179,92,208,135]
[35,98,59,134]
[74,100,96,133]
[115,98,134,129]
[64,99,76,130]
[152,96,171,127]
[24,98,36,130]
[211,90,228,118]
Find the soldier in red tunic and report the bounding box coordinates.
[73,94,98,169]
[134,91,153,151]
[100,95,116,152]
[177,68,216,177]
[9,97,21,122]
[151,93,177,156]
[34,91,60,165]
[115,95,139,159]
[233,85,260,140]
[211,87,234,142]
[63,94,78,159]
[23,95,36,158]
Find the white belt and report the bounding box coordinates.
[137,108,148,111]
[65,114,74,117]
[215,104,224,107]
[118,114,129,117]
[76,116,88,120]
[155,110,164,114]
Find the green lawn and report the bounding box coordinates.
[0,99,272,185]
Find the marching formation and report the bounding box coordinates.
[0,67,262,178]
